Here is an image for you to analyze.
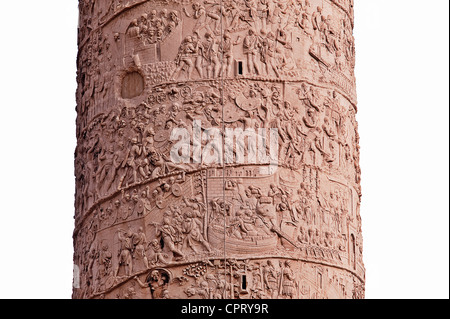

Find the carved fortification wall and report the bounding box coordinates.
[74,0,364,299]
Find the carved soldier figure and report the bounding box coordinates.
[311,6,323,32]
[243,28,261,75]
[263,260,279,298]
[279,261,297,299]
[134,227,150,269]
[115,229,135,277]
[260,30,280,77]
[299,12,313,37]
[191,32,204,78]
[203,32,221,79]
[172,36,196,80]
[117,137,142,189]
[257,0,270,31]
[153,218,184,261]
[221,31,241,77]
[182,211,212,253]
[96,243,112,291]
[97,145,120,195]
[149,239,169,265]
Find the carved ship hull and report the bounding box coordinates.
[208,224,278,255]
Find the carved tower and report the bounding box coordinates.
[74,0,365,299]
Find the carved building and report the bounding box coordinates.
[74,0,364,299]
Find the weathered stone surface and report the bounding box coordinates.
[74,0,364,299]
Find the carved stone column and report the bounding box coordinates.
[74,0,364,299]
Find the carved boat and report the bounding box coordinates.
[208,223,278,255]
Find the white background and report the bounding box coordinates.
[0,0,448,299]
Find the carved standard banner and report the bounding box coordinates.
[74,0,364,300]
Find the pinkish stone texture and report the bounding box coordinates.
[74,0,365,299]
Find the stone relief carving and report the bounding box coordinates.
[74,0,364,299]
